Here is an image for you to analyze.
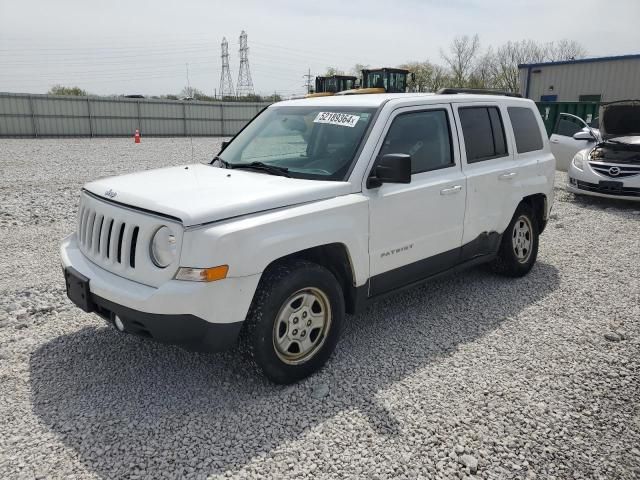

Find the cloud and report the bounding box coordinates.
[0,0,638,96]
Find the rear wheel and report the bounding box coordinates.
[240,259,344,384]
[490,203,539,277]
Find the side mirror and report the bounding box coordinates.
[367,153,411,188]
[573,130,594,141]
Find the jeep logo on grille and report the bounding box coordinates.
[104,189,117,198]
[608,167,620,176]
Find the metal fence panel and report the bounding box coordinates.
[0,114,33,136]
[188,119,221,136]
[91,98,138,118]
[93,117,139,136]
[0,92,272,137]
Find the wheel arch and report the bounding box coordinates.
[520,193,548,233]
[260,243,362,314]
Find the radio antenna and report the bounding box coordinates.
[185,62,195,163]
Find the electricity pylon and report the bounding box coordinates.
[236,31,255,97]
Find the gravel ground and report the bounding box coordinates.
[0,138,639,480]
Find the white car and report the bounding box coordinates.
[61,91,555,383]
[567,101,640,201]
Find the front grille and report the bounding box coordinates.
[576,180,640,197]
[75,191,183,288]
[589,162,640,179]
[78,205,139,268]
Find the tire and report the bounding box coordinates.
[240,259,344,384]
[490,203,539,277]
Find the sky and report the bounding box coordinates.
[1,0,639,98]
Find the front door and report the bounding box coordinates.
[366,105,466,296]
[550,113,598,171]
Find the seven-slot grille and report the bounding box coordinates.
[77,205,140,268]
[75,191,183,288]
[589,162,640,178]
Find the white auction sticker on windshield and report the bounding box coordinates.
[314,112,360,128]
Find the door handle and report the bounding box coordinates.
[499,172,517,180]
[550,139,560,143]
[440,185,462,195]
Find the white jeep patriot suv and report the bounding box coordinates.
[61,91,555,384]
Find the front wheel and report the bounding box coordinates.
[490,204,539,277]
[240,259,344,384]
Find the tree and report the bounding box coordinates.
[399,61,451,92]
[180,86,201,98]
[488,38,586,92]
[350,63,370,77]
[179,86,221,102]
[48,85,88,96]
[491,40,547,92]
[429,64,451,92]
[399,61,431,92]
[468,48,497,89]
[545,39,586,61]
[323,67,344,76]
[440,34,480,87]
[398,36,586,94]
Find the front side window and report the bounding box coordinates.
[366,72,385,89]
[508,107,543,153]
[379,109,454,174]
[217,106,376,181]
[459,106,508,163]
[553,114,587,137]
[387,73,406,93]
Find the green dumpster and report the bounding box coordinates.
[535,102,601,136]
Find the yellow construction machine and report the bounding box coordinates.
[306,75,358,98]
[336,68,412,95]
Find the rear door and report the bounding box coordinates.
[550,113,597,171]
[452,102,518,252]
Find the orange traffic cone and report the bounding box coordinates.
[134,129,141,144]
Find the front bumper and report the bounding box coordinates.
[567,163,640,201]
[90,292,243,352]
[61,233,262,351]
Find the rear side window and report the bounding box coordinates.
[379,109,454,174]
[459,106,508,163]
[508,107,543,153]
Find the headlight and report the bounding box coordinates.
[150,226,177,268]
[572,152,585,171]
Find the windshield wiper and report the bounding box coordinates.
[226,161,291,177]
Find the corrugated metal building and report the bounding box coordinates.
[519,54,640,102]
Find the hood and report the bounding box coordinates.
[599,100,640,139]
[84,164,352,226]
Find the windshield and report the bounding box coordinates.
[217,106,377,180]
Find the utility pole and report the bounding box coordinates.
[185,63,191,96]
[236,31,255,97]
[303,68,313,94]
[219,37,234,98]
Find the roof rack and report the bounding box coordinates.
[437,88,522,98]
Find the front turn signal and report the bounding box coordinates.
[175,265,229,282]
